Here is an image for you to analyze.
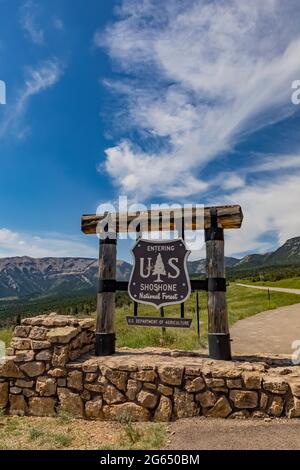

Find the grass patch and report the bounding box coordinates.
[28,426,44,441]
[0,327,13,347]
[102,413,168,450]
[5,417,21,434]
[241,277,300,290]
[228,285,300,325]
[56,407,74,424]
[135,423,167,449]
[27,426,72,448]
[52,432,73,448]
[1,283,299,353]
[0,416,167,450]
[114,285,300,350]
[117,412,141,445]
[120,422,167,450]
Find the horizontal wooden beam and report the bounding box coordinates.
[81,205,243,235]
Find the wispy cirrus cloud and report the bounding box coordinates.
[96,0,300,201]
[0,58,64,139]
[20,0,45,45]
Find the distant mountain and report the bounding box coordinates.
[0,257,131,298]
[233,253,271,268]
[233,237,300,269]
[266,237,300,266]
[188,257,239,275]
[1,236,300,299]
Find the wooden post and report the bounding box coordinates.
[205,208,231,360]
[95,237,117,356]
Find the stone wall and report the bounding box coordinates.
[0,314,95,416]
[1,314,300,421]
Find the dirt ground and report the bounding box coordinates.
[167,417,300,450]
[0,414,167,450]
[2,414,300,450]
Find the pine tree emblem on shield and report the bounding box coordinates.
[128,238,191,309]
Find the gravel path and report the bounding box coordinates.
[236,283,300,295]
[230,302,300,355]
[228,283,300,354]
[167,418,300,450]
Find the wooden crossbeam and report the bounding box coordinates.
[81,205,243,234]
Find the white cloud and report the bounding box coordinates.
[224,171,300,257]
[0,58,64,138]
[20,0,45,45]
[210,153,300,193]
[250,154,300,173]
[0,228,96,258]
[98,0,300,200]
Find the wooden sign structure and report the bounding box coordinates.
[81,204,243,360]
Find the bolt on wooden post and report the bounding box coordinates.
[205,208,231,360]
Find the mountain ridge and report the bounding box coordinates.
[1,236,300,298]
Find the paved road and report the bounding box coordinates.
[167,418,300,450]
[230,302,300,355]
[236,283,300,295]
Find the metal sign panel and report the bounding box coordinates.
[128,238,191,309]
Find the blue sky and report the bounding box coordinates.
[1,0,300,261]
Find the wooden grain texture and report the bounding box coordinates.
[81,205,243,234]
[206,238,229,335]
[96,241,116,335]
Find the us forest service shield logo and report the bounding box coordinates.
[128,238,191,309]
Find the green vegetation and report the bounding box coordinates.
[100,412,168,450]
[27,427,72,448]
[28,427,44,441]
[1,284,299,350]
[0,327,13,347]
[117,412,141,445]
[120,423,167,450]
[56,407,74,425]
[240,277,300,289]
[115,291,207,350]
[0,415,167,450]
[52,432,73,448]
[113,285,300,350]
[0,292,97,329]
[228,285,300,325]
[0,291,131,329]
[228,264,300,282]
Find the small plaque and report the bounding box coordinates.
[126,316,192,328]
